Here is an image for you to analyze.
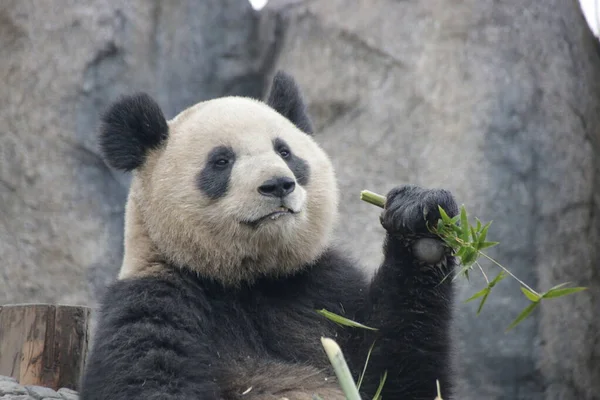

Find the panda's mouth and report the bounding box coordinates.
[244,206,295,227]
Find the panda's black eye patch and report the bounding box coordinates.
[278,147,291,159]
[272,138,310,186]
[208,147,235,168]
[198,146,236,200]
[214,158,230,168]
[273,139,292,158]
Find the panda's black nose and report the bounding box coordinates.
[258,176,296,198]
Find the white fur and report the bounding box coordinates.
[119,97,339,285]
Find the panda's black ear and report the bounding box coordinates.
[266,71,314,135]
[99,93,169,172]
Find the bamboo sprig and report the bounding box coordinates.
[359,189,587,331]
[314,188,588,400]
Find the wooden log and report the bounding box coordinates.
[0,304,91,391]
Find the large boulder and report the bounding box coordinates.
[0,0,281,306]
[265,1,600,399]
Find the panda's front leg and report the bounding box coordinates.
[353,185,459,400]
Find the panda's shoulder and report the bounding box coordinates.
[97,269,208,325]
[310,248,363,277]
[301,247,368,295]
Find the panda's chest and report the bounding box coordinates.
[203,284,339,366]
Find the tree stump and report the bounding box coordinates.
[0,304,91,391]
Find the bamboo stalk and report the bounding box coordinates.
[321,337,362,400]
[360,190,386,208]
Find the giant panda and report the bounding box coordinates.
[79,71,459,400]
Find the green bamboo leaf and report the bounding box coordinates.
[449,223,463,236]
[475,217,482,232]
[461,248,478,266]
[357,339,377,390]
[465,287,490,303]
[477,221,492,247]
[476,291,490,315]
[506,302,540,331]
[521,287,541,302]
[488,271,506,288]
[470,226,478,242]
[466,271,504,314]
[372,370,388,400]
[316,309,378,331]
[436,219,444,234]
[460,206,470,241]
[478,241,499,250]
[455,247,467,258]
[542,287,588,299]
[546,282,573,292]
[457,263,473,281]
[444,238,461,252]
[438,206,452,224]
[453,263,472,281]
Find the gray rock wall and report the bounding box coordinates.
[265,1,600,399]
[0,0,280,306]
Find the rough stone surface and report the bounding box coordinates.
[0,396,34,400]
[0,377,79,400]
[0,0,281,307]
[0,376,79,400]
[24,386,61,399]
[0,379,27,396]
[266,1,600,399]
[56,389,78,400]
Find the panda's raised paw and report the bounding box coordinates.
[379,184,458,238]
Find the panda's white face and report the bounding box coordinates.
[122,96,339,284]
[160,97,313,231]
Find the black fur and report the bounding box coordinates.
[99,93,169,171]
[266,71,314,135]
[80,185,458,400]
[273,137,310,186]
[197,145,236,200]
[380,185,459,236]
